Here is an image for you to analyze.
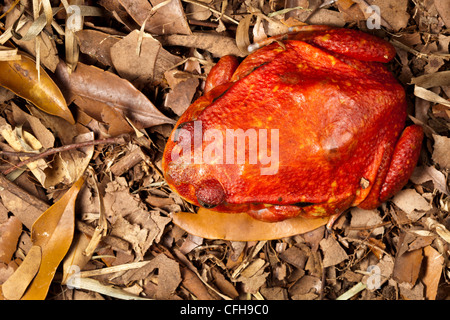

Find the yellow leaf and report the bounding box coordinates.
[173,208,329,241]
[0,53,75,124]
[21,176,85,300]
[1,246,41,300]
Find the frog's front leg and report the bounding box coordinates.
[204,55,239,93]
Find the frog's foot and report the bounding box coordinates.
[247,204,303,222]
[325,210,346,232]
[246,200,351,223]
[358,124,423,209]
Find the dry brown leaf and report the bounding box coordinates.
[160,33,245,57]
[319,236,349,268]
[124,253,181,299]
[173,208,329,241]
[391,189,432,216]
[76,29,120,66]
[422,245,444,300]
[1,245,41,300]
[393,232,424,286]
[105,178,171,259]
[361,254,395,291]
[164,69,199,116]
[119,0,191,35]
[42,130,94,187]
[414,86,450,107]
[180,266,215,300]
[186,1,212,21]
[393,248,423,286]
[279,245,308,269]
[349,207,384,237]
[54,60,175,131]
[360,0,409,31]
[307,9,346,27]
[337,0,366,23]
[0,53,75,124]
[432,134,450,169]
[0,216,22,264]
[21,176,85,300]
[235,258,268,294]
[211,268,239,299]
[110,30,182,88]
[289,275,322,299]
[0,188,44,231]
[410,165,449,195]
[338,0,356,10]
[434,0,450,28]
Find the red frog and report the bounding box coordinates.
[162,25,423,223]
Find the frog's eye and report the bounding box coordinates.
[195,178,225,209]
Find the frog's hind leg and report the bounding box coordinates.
[379,124,423,202]
[358,124,423,209]
[247,204,302,222]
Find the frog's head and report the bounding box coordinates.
[162,119,227,209]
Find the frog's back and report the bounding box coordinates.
[195,40,406,205]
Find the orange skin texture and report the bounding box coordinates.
[162,26,424,222]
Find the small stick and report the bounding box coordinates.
[1,135,128,175]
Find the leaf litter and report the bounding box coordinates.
[0,0,449,301]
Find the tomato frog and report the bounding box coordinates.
[162,25,423,225]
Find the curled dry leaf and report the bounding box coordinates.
[414,86,450,107]
[0,53,75,124]
[21,176,85,300]
[236,14,253,55]
[173,208,329,241]
[411,70,450,88]
[54,60,175,132]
